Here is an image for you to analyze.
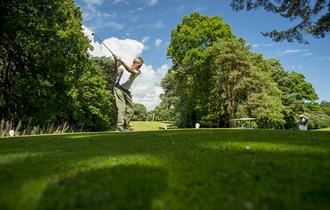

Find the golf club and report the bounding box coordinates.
[91,33,116,57]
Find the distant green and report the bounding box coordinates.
[1,129,329,210]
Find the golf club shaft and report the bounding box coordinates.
[92,33,115,56]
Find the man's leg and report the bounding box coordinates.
[114,87,126,131]
[124,90,134,129]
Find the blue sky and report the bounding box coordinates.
[75,0,330,110]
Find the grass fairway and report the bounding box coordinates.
[316,127,330,131]
[130,121,165,131]
[0,129,329,210]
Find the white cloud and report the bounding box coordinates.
[137,21,165,30]
[83,0,104,6]
[281,49,309,55]
[131,64,170,110]
[129,7,143,13]
[142,36,150,43]
[194,6,207,12]
[146,0,158,6]
[142,36,150,50]
[83,25,94,40]
[86,19,124,30]
[82,0,106,19]
[251,44,259,48]
[155,38,162,47]
[83,26,143,62]
[264,44,274,47]
[250,43,275,48]
[112,0,125,4]
[107,21,124,30]
[80,0,122,30]
[83,26,169,110]
[317,56,330,61]
[302,52,313,56]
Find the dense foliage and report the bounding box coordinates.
[159,12,329,129]
[0,0,116,131]
[166,12,234,127]
[132,103,147,121]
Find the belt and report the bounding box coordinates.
[115,83,130,93]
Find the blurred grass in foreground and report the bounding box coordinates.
[0,129,329,210]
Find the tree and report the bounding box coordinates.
[153,95,177,122]
[132,103,147,121]
[0,0,115,131]
[235,54,286,128]
[167,12,234,127]
[91,56,117,91]
[320,101,330,116]
[207,38,253,127]
[162,11,319,129]
[231,0,330,43]
[1,0,89,124]
[167,12,234,66]
[206,40,286,128]
[303,112,330,129]
[288,72,318,101]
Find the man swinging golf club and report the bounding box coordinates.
[90,33,144,131]
[113,55,144,132]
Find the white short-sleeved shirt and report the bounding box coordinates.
[116,65,140,90]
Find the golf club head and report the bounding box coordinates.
[91,32,115,56]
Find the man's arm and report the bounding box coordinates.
[120,59,139,74]
[113,54,140,74]
[112,54,139,74]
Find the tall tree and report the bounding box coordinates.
[259,59,318,128]
[207,38,253,127]
[167,12,234,127]
[1,0,82,121]
[163,11,319,129]
[91,56,117,91]
[320,101,330,116]
[231,0,330,43]
[0,0,115,131]
[132,103,147,121]
[68,61,115,131]
[288,71,318,101]
[154,70,179,122]
[237,55,286,128]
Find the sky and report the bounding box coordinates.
[75,0,330,110]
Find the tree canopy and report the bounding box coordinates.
[160,12,326,129]
[231,0,330,43]
[1,0,116,131]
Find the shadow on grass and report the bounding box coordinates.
[1,129,329,155]
[35,165,168,210]
[0,129,330,210]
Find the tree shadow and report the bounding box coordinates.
[35,164,168,210]
[1,129,330,209]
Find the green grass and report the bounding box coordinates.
[316,127,330,131]
[0,128,330,210]
[130,121,165,131]
[130,121,177,131]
